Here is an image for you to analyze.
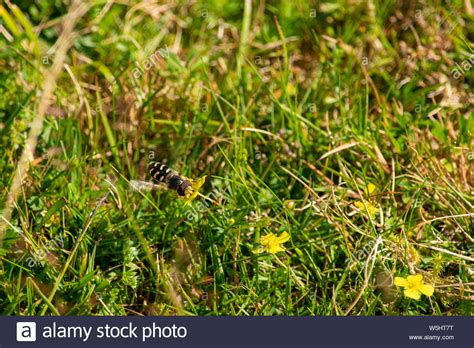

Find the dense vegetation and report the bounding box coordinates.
[0,0,472,315]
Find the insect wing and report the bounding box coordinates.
[129,180,166,192]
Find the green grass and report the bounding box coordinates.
[0,0,473,316]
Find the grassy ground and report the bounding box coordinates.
[0,0,472,316]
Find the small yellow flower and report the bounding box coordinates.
[394,274,434,300]
[366,182,376,196]
[286,82,297,96]
[184,176,206,204]
[256,232,290,254]
[354,201,378,218]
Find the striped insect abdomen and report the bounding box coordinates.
[148,161,171,183]
[148,161,192,196]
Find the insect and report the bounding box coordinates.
[148,161,192,197]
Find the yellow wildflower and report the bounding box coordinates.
[286,82,297,96]
[394,274,434,300]
[366,182,376,196]
[184,176,206,204]
[354,201,378,218]
[257,232,290,254]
